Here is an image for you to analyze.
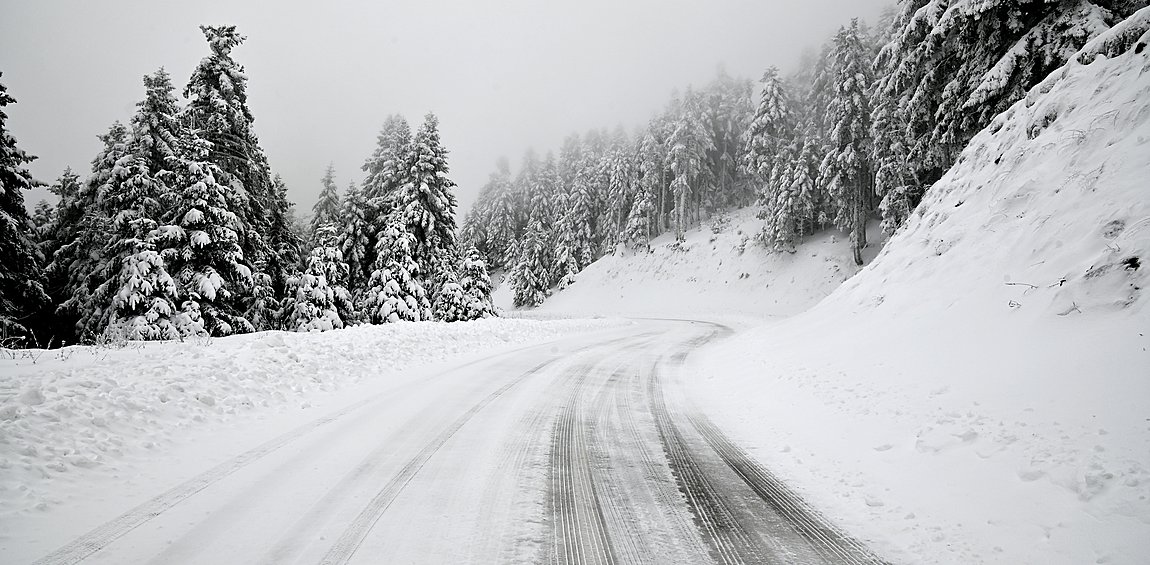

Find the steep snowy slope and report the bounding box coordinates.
[527,207,883,319]
[685,20,1150,565]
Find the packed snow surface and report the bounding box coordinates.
[0,318,618,525]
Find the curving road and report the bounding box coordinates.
[28,319,886,565]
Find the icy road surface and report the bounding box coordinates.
[27,320,885,565]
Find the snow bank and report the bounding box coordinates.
[0,318,618,519]
[535,206,880,319]
[686,27,1150,565]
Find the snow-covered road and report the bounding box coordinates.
[23,320,885,565]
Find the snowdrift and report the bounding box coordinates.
[684,21,1150,565]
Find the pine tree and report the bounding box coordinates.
[603,134,637,251]
[820,20,874,266]
[55,123,127,339]
[396,113,462,317]
[152,129,255,336]
[338,180,371,293]
[0,76,48,340]
[285,225,352,332]
[183,25,275,266]
[744,67,794,183]
[666,88,714,240]
[624,182,654,251]
[876,0,1120,214]
[458,246,495,319]
[257,174,303,329]
[361,221,431,323]
[475,161,516,270]
[510,219,550,308]
[362,115,413,205]
[311,163,341,237]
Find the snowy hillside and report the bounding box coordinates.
[681,23,1150,565]
[516,207,885,319]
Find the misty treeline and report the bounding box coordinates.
[463,0,1146,307]
[0,25,494,346]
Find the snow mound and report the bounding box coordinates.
[0,318,618,518]
[536,206,880,319]
[686,27,1150,565]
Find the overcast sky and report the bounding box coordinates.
[1,0,890,218]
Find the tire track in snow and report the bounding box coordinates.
[686,414,888,565]
[319,334,651,565]
[29,336,613,565]
[653,321,888,564]
[544,336,666,565]
[549,362,618,565]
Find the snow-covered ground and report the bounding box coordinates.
[524,207,884,321]
[519,24,1150,565]
[0,318,618,527]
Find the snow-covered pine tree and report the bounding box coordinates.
[762,137,820,252]
[876,0,1123,214]
[624,181,654,251]
[337,180,371,294]
[103,248,189,340]
[183,25,276,268]
[362,114,413,205]
[396,113,462,317]
[637,128,668,234]
[603,131,637,251]
[819,19,874,266]
[311,163,341,238]
[510,218,550,308]
[152,127,255,336]
[744,67,796,229]
[707,71,755,209]
[31,200,53,239]
[458,245,495,319]
[568,151,598,267]
[285,224,352,332]
[0,76,48,340]
[666,88,714,240]
[360,220,431,323]
[255,174,303,329]
[483,161,517,269]
[84,69,187,339]
[55,123,126,339]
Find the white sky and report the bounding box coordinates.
[0,0,890,218]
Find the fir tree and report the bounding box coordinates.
[361,221,431,323]
[510,219,550,308]
[396,113,462,315]
[666,88,714,240]
[744,67,794,183]
[152,129,255,336]
[55,123,127,339]
[337,180,371,294]
[256,174,303,329]
[285,224,352,332]
[183,25,275,265]
[458,246,495,319]
[820,20,874,266]
[311,163,341,236]
[0,76,48,339]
